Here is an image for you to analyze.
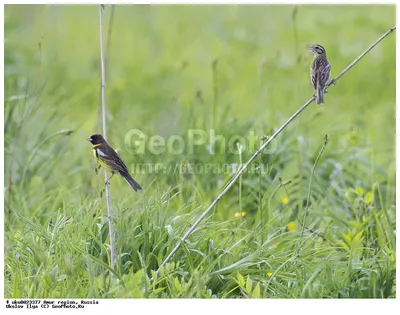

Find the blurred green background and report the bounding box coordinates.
[4,5,396,298]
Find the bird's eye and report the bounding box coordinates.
[316,46,324,54]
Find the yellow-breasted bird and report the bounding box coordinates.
[87,134,142,192]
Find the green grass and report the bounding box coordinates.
[4,4,396,298]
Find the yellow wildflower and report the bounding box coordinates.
[234,211,246,218]
[365,191,374,204]
[281,197,289,205]
[355,186,364,196]
[288,222,295,231]
[267,272,273,277]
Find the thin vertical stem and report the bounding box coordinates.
[105,4,115,79]
[300,134,328,238]
[238,143,243,214]
[99,4,115,278]
[212,58,218,131]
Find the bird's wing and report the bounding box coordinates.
[96,144,130,174]
[310,59,318,90]
[319,62,331,87]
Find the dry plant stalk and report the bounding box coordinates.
[99,4,116,278]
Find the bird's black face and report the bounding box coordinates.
[308,44,325,55]
[87,134,105,145]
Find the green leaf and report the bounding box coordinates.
[252,283,261,298]
[236,272,245,287]
[246,276,252,293]
[174,277,182,292]
[365,191,374,205]
[351,230,364,258]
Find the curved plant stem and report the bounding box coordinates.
[300,134,328,239]
[20,129,73,192]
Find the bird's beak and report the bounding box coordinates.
[87,137,92,142]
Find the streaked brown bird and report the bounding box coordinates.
[87,134,142,192]
[308,44,331,105]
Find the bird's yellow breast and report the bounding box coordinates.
[92,147,114,172]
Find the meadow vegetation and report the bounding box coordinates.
[4,4,396,298]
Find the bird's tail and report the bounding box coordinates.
[316,87,324,105]
[122,172,142,192]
